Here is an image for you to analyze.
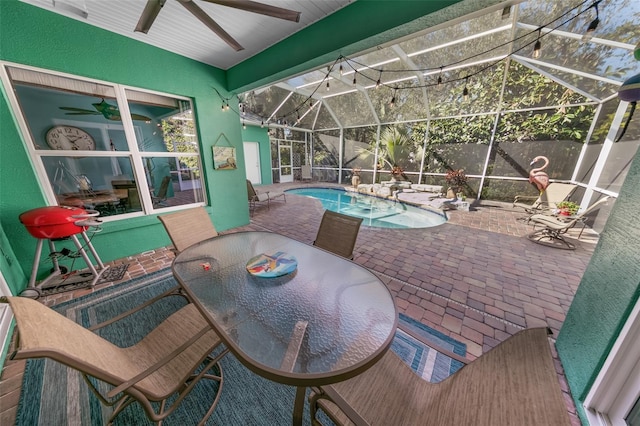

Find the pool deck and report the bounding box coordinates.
[247,181,594,425]
[1,181,592,425]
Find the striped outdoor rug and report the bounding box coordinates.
[16,269,465,425]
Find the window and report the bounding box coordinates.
[4,65,205,218]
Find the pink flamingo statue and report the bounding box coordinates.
[529,156,550,193]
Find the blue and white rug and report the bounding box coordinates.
[16,269,466,425]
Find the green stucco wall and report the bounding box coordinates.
[241,125,273,185]
[0,0,250,292]
[557,147,640,422]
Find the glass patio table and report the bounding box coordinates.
[172,231,397,425]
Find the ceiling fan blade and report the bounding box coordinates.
[177,0,244,51]
[203,0,301,22]
[135,0,167,34]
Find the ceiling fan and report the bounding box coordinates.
[135,0,301,52]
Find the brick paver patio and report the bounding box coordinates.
[1,182,595,425]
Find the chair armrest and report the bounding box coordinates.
[89,285,187,331]
[513,195,538,203]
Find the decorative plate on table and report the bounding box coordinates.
[246,251,298,278]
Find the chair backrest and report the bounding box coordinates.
[539,183,577,208]
[576,196,610,219]
[112,179,137,190]
[313,210,363,259]
[156,176,172,199]
[158,207,218,252]
[301,165,312,180]
[7,296,132,387]
[127,187,142,211]
[246,179,258,201]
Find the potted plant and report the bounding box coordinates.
[351,167,362,188]
[556,201,579,216]
[445,169,467,198]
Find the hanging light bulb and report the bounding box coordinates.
[225,101,230,111]
[582,3,599,42]
[260,120,264,128]
[533,29,542,59]
[462,77,470,101]
[353,72,357,86]
[390,89,396,107]
[326,81,330,91]
[437,67,443,86]
[221,103,225,111]
[339,64,344,76]
[242,121,246,130]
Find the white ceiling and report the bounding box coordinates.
[21,0,353,70]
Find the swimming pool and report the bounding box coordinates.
[286,187,447,229]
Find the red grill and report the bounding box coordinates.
[19,206,94,239]
[19,206,107,298]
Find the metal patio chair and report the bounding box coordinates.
[4,296,226,425]
[313,210,363,259]
[246,179,286,214]
[158,206,219,253]
[309,328,570,426]
[527,196,610,250]
[513,182,577,215]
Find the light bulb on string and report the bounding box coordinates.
[390,89,397,107]
[326,81,330,91]
[582,2,599,42]
[339,64,344,76]
[242,121,246,130]
[462,77,470,102]
[353,72,357,86]
[260,120,264,128]
[533,29,542,59]
[376,70,382,89]
[437,67,443,86]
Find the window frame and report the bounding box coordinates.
[0,62,207,220]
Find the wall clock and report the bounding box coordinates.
[45,125,96,151]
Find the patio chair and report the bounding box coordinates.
[309,327,570,426]
[313,210,363,259]
[526,196,610,250]
[246,179,286,214]
[513,182,576,215]
[152,175,172,207]
[158,206,219,253]
[4,296,226,425]
[301,165,313,181]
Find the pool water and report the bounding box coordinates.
[286,188,447,229]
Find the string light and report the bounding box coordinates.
[228,0,603,128]
[242,121,246,129]
[462,77,469,101]
[533,29,542,59]
[582,1,600,42]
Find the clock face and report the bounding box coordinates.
[45,126,96,151]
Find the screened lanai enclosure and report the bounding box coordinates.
[240,0,640,231]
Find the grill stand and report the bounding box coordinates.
[21,230,109,299]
